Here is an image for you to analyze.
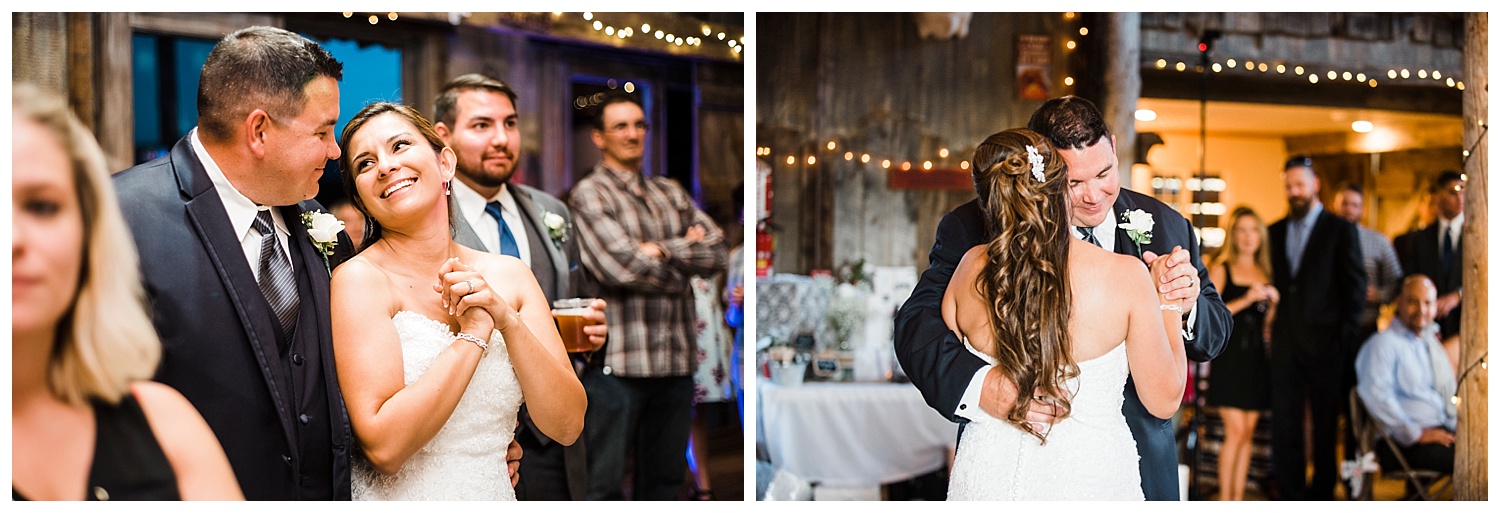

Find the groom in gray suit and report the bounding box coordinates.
[431,73,608,501]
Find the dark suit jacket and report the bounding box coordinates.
[1394,221,1462,338]
[451,183,587,500]
[892,189,1231,500]
[114,136,355,500]
[1268,209,1366,363]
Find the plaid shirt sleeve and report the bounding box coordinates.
[655,178,728,277]
[569,177,689,293]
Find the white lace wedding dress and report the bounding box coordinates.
[948,340,1144,500]
[352,311,522,501]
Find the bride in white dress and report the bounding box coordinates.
[941,129,1186,500]
[330,102,586,500]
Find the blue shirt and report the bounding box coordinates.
[1354,318,1456,446]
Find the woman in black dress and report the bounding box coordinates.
[11,84,242,501]
[1205,207,1279,501]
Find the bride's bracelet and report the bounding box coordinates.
[1160,304,1182,312]
[455,332,489,352]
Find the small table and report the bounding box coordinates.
[758,381,958,491]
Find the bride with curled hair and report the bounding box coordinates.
[942,128,1186,500]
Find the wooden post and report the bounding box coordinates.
[1103,13,1141,182]
[1456,11,1488,502]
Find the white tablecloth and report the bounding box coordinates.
[758,381,959,488]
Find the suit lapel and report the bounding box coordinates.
[449,197,486,251]
[1111,194,1138,258]
[513,186,569,296]
[174,142,299,454]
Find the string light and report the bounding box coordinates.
[881,159,891,169]
[1156,59,1167,69]
[786,156,795,165]
[807,155,816,165]
[387,12,398,21]
[1066,40,1077,50]
[861,154,870,163]
[1276,64,1286,73]
[1079,27,1089,36]
[901,162,912,171]
[939,148,950,158]
[1212,63,1222,72]
[1418,69,1428,78]
[960,161,969,170]
[827,141,837,151]
[922,161,933,171]
[1064,76,1075,86]
[844,152,854,161]
[1227,58,1237,68]
[368,15,378,25]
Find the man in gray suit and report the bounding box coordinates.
[432,73,607,501]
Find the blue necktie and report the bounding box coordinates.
[484,201,520,258]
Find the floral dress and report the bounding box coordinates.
[691,275,733,403]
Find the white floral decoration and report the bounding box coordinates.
[301,210,344,273]
[1119,209,1155,246]
[542,211,570,249]
[1025,144,1045,183]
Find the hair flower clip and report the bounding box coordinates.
[1025,145,1045,183]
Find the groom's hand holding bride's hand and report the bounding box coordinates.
[1143,247,1197,313]
[980,368,1069,429]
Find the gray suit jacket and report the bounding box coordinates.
[451,183,580,303]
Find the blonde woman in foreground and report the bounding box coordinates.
[11,83,242,501]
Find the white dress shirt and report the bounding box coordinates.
[452,179,533,267]
[190,129,293,280]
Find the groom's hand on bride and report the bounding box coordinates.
[506,438,523,487]
[1143,247,1197,313]
[980,367,1068,425]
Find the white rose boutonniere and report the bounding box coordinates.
[301,210,344,272]
[543,211,570,249]
[1119,209,1155,248]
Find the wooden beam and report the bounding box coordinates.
[1455,11,1488,501]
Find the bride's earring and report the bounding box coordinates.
[445,180,452,196]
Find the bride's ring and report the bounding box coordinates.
[465,279,476,295]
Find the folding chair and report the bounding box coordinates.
[1347,390,1453,500]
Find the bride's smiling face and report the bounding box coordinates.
[346,112,456,225]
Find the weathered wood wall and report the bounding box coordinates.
[758,12,1070,274]
[12,12,743,232]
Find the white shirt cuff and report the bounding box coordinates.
[1182,302,1198,341]
[955,364,999,422]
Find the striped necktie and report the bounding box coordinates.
[253,211,299,340]
[1077,226,1102,248]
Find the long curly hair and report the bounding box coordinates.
[970,128,1076,443]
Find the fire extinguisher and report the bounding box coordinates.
[755,222,773,278]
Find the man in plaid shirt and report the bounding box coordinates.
[569,93,728,500]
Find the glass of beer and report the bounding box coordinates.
[553,298,600,353]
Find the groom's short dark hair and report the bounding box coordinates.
[196,26,343,142]
[1027,95,1112,151]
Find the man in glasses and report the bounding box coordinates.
[568,92,728,500]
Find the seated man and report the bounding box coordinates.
[1355,274,1457,474]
